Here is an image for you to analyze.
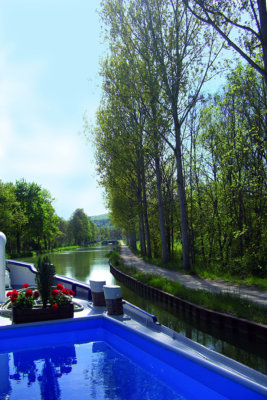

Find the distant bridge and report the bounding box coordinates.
[101,240,119,246]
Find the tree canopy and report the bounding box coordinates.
[0,179,115,256]
[87,0,266,277]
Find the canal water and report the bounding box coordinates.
[23,245,267,375]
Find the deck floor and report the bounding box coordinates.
[0,299,267,393]
[0,299,100,327]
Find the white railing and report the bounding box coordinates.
[6,259,92,300]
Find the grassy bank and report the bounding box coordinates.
[130,242,267,291]
[109,249,267,325]
[6,242,101,259]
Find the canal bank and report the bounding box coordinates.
[110,262,267,354]
[119,242,267,307]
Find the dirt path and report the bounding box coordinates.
[119,242,267,307]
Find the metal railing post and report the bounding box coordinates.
[0,232,7,302]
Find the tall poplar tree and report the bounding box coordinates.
[182,0,267,87]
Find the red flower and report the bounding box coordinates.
[6,291,12,297]
[62,288,68,295]
[33,291,40,299]
[51,304,58,310]
[68,290,75,297]
[25,289,33,298]
[11,295,17,303]
[57,284,64,291]
[24,283,29,288]
[51,289,59,298]
[11,290,19,298]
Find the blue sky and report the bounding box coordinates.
[0,0,108,220]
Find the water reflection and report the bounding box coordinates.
[82,341,180,400]
[38,358,61,400]
[6,340,183,400]
[0,354,11,399]
[23,246,116,285]
[8,345,76,400]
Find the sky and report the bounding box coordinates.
[0,0,108,220]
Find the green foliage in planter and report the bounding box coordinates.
[49,285,74,308]
[14,293,34,310]
[35,255,55,308]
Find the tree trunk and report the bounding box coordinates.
[155,154,169,263]
[16,231,21,254]
[137,173,146,256]
[258,0,267,88]
[129,227,137,250]
[141,154,152,258]
[174,120,191,270]
[138,212,146,256]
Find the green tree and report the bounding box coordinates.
[100,0,221,269]
[182,0,267,87]
[15,179,58,252]
[54,218,69,247]
[196,63,267,274]
[0,181,27,254]
[68,209,90,246]
[88,219,98,242]
[94,49,155,257]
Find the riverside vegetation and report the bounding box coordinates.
[0,179,120,258]
[87,0,266,283]
[133,241,267,291]
[109,249,267,325]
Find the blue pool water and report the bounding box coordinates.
[4,341,182,400]
[0,317,266,400]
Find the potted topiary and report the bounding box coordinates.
[35,255,56,309]
[10,256,74,324]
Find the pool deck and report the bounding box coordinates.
[0,297,92,327]
[1,297,267,395]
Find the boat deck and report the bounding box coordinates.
[1,261,267,397]
[1,297,267,394]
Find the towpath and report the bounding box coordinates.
[119,242,267,307]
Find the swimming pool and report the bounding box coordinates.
[0,315,266,400]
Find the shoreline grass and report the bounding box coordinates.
[128,243,267,291]
[109,249,267,325]
[7,242,102,259]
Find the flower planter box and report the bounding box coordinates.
[12,303,74,324]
